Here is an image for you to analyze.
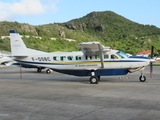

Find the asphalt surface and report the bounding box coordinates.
[0,66,160,120]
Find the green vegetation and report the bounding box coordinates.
[0,11,160,55]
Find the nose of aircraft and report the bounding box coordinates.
[150,58,156,62]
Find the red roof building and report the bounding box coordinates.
[136,50,151,57]
[137,50,160,64]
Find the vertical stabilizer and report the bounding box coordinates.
[10,30,28,57]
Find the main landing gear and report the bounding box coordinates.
[46,69,52,74]
[37,68,42,73]
[37,68,52,74]
[89,70,100,84]
[90,76,99,84]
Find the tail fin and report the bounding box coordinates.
[10,30,28,57]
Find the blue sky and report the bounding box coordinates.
[0,0,160,28]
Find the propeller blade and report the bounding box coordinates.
[150,46,154,78]
[150,62,152,78]
[151,46,154,58]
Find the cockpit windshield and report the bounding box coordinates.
[116,51,129,58]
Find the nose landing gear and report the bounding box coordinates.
[139,73,146,82]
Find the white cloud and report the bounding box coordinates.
[0,0,58,21]
[0,2,11,20]
[10,0,45,15]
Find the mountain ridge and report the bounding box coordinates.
[0,11,160,55]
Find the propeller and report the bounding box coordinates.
[150,46,154,78]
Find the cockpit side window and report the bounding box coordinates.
[111,54,118,59]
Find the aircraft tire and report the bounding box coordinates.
[139,75,146,82]
[37,68,42,73]
[46,69,51,74]
[90,76,98,84]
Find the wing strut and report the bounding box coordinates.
[98,44,104,68]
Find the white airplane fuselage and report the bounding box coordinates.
[14,50,152,76]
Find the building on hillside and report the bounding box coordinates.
[136,50,151,57]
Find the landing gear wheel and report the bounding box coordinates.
[139,75,146,82]
[37,68,41,73]
[46,69,51,74]
[90,76,98,84]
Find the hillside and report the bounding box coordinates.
[0,11,160,55]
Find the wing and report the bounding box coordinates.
[79,42,110,55]
[79,42,111,68]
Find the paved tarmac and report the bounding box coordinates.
[0,66,160,120]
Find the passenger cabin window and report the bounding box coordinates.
[76,56,81,60]
[95,55,100,59]
[53,56,59,61]
[86,55,92,60]
[60,56,66,61]
[67,56,73,61]
[104,54,109,59]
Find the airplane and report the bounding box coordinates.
[9,30,156,84]
[0,51,48,72]
[0,52,14,67]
